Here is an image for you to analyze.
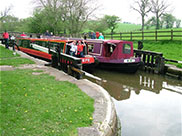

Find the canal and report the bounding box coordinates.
[86,69,182,136]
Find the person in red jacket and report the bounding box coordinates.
[3,30,9,49]
[77,41,85,57]
[20,32,27,37]
[96,31,100,39]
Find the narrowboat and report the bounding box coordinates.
[15,37,97,72]
[86,39,141,73]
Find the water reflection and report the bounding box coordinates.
[86,69,182,136]
[92,70,182,101]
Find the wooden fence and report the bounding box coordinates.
[104,29,182,41]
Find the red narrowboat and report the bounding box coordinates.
[15,37,97,72]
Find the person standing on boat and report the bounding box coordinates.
[45,30,51,36]
[96,32,100,39]
[20,32,27,37]
[10,34,16,51]
[99,33,104,39]
[83,33,87,40]
[90,32,96,39]
[3,30,9,49]
[77,41,85,57]
[69,41,77,56]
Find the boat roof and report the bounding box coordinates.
[17,37,75,43]
[17,37,132,45]
[86,39,124,44]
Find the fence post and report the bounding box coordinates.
[142,30,144,41]
[171,29,173,40]
[120,32,122,40]
[155,30,158,41]
[130,32,132,41]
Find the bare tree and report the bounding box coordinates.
[151,0,169,29]
[131,0,151,31]
[61,0,99,36]
[33,0,99,36]
[0,6,12,21]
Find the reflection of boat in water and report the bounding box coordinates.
[91,70,182,101]
[86,39,141,73]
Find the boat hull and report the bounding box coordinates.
[97,62,141,73]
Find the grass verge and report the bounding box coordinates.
[133,41,182,68]
[1,69,94,136]
[0,45,35,66]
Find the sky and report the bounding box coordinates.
[0,0,182,25]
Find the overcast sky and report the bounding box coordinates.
[0,0,182,24]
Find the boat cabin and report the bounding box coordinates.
[87,39,134,60]
[86,39,141,73]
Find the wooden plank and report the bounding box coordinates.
[147,54,150,67]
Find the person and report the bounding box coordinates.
[3,30,9,49]
[20,32,27,37]
[138,41,143,50]
[45,30,51,36]
[77,41,85,57]
[83,33,87,40]
[96,31,100,39]
[90,32,96,39]
[99,33,104,39]
[10,34,16,51]
[50,32,53,36]
[69,41,77,56]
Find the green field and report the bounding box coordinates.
[104,28,182,41]
[104,23,142,33]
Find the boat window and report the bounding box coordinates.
[49,42,64,53]
[90,43,102,54]
[105,43,116,57]
[22,40,30,47]
[88,44,94,52]
[42,41,48,47]
[17,39,21,46]
[123,43,131,54]
[33,41,43,47]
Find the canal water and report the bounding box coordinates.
[86,69,182,136]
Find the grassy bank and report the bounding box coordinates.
[0,45,94,136]
[0,45,35,66]
[1,69,94,136]
[133,41,182,68]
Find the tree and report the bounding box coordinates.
[61,0,98,36]
[0,6,12,21]
[151,0,169,29]
[0,6,12,31]
[86,19,108,33]
[145,16,156,29]
[33,0,66,34]
[175,19,181,28]
[0,15,19,32]
[33,0,98,36]
[103,15,120,34]
[161,13,176,28]
[131,0,151,31]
